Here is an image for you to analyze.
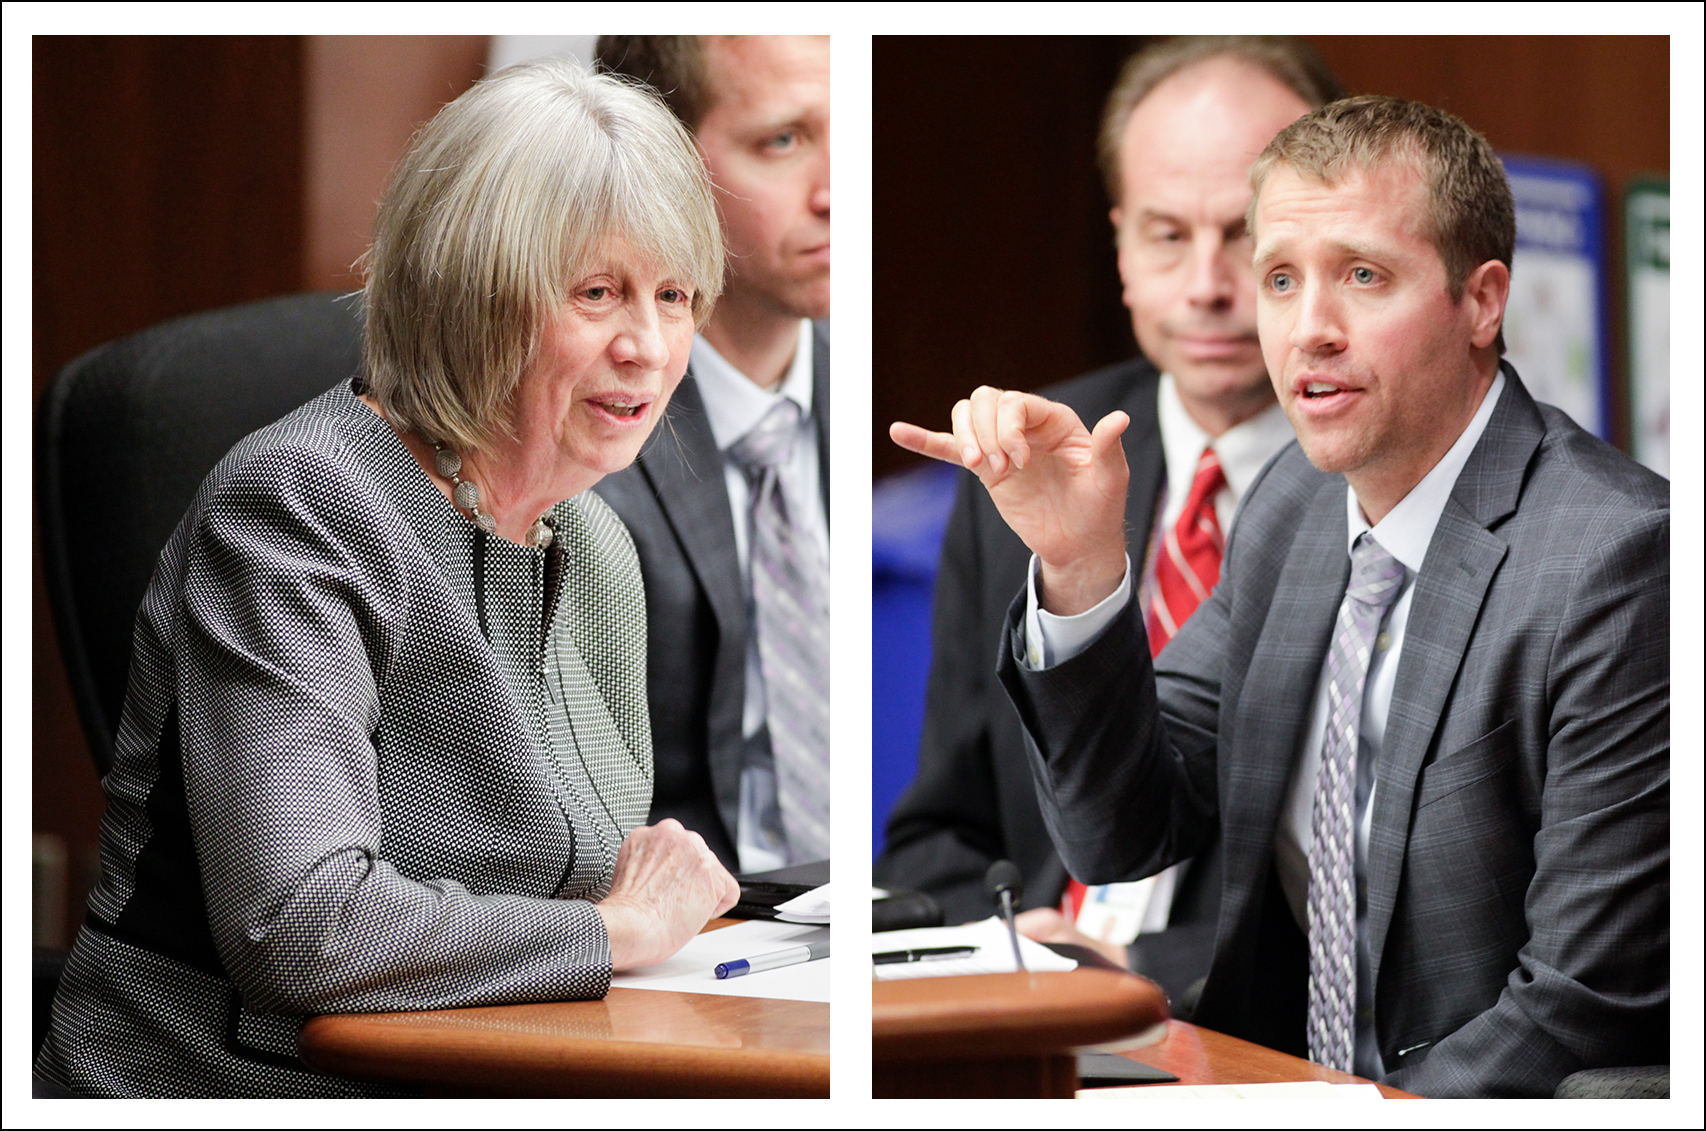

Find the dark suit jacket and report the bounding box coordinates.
[875,359,1222,1002]
[1000,367,1670,1097]
[593,322,829,870]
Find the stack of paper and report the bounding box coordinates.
[871,917,1078,980]
[611,920,830,1002]
[775,883,831,924]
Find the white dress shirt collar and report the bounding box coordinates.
[1155,372,1296,532]
[692,320,815,452]
[1344,370,1506,572]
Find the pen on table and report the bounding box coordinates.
[871,945,980,965]
[714,940,831,979]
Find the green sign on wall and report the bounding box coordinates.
[1625,180,1669,477]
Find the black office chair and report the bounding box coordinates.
[1554,1065,1670,1099]
[34,293,363,1067]
[37,292,365,774]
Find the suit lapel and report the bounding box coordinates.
[1121,369,1165,542]
[812,320,830,525]
[1365,368,1540,976]
[1224,480,1349,913]
[635,370,749,689]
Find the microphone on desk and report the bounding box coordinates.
[986,860,1026,972]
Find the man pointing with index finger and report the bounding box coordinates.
[894,390,1132,619]
[878,42,1332,988]
[892,95,1668,1097]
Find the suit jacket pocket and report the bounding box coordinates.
[1415,719,1518,809]
[1402,717,1533,1020]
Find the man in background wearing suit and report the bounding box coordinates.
[594,36,831,872]
[876,39,1339,1005]
[892,96,1668,1096]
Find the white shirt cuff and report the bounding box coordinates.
[1022,553,1133,670]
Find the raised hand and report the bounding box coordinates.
[595,819,742,971]
[891,386,1130,615]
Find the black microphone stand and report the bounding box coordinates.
[986,860,1026,972]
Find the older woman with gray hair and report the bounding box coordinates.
[37,60,741,1097]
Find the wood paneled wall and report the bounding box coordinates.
[872,35,1671,479]
[31,33,1675,944]
[304,36,488,292]
[32,35,486,947]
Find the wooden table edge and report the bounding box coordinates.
[299,919,828,1098]
[301,998,829,1098]
[1114,1020,1421,1098]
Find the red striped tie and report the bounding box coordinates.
[1147,447,1227,654]
[1063,447,1226,923]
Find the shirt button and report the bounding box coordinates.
[1376,631,1391,652]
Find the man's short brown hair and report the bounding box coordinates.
[1248,94,1515,350]
[595,36,712,131]
[1099,36,1344,207]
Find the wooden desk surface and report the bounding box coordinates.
[873,969,1167,1059]
[872,969,1168,1097]
[299,920,828,1098]
[1119,1020,1419,1098]
[870,968,1418,1099]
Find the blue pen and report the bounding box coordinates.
[714,939,831,979]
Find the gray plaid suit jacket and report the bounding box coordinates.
[999,366,1669,1097]
[594,322,830,869]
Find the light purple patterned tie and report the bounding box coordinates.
[730,399,830,862]
[1307,532,1405,1073]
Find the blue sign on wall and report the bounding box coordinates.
[1500,154,1610,441]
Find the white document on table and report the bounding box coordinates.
[775,882,831,924]
[609,919,830,1002]
[870,916,1078,980]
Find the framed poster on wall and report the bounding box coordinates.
[1501,155,1610,441]
[1625,178,1669,477]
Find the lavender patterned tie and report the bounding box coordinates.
[1307,532,1405,1073]
[729,398,830,862]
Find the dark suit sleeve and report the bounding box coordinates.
[1392,507,1670,1097]
[876,362,1170,923]
[996,559,1224,887]
[875,472,1017,919]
